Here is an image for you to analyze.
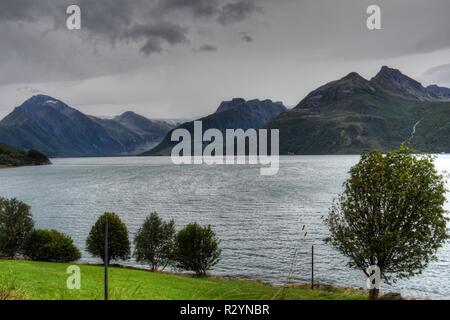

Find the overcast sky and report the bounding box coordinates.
[1,0,450,119]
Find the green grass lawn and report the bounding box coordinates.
[0,260,367,300]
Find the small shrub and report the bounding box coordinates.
[0,197,34,258]
[174,223,221,277]
[86,212,130,263]
[134,212,176,271]
[24,229,81,262]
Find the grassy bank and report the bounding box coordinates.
[0,260,367,300]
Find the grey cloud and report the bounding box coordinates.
[0,0,189,57]
[157,0,220,17]
[322,0,450,59]
[0,0,262,57]
[424,64,450,75]
[17,86,43,95]
[197,44,218,52]
[73,0,139,43]
[422,64,450,86]
[72,1,191,55]
[156,0,262,25]
[0,0,145,43]
[0,0,55,23]
[125,22,189,55]
[0,0,265,87]
[218,0,262,25]
[240,32,253,43]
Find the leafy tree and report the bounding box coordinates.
[24,229,81,262]
[86,212,130,263]
[0,197,34,258]
[174,223,221,277]
[134,212,176,271]
[325,146,448,299]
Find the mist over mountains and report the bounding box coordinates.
[1,66,450,157]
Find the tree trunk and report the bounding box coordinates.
[369,288,380,300]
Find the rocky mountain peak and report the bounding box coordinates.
[20,94,62,108]
[295,72,376,109]
[119,111,138,117]
[216,98,286,114]
[342,72,364,80]
[371,66,438,101]
[427,84,450,100]
[216,98,247,113]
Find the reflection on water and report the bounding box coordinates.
[0,156,449,298]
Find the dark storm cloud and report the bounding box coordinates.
[0,0,261,56]
[125,22,189,55]
[70,1,192,54]
[72,0,140,43]
[218,0,262,25]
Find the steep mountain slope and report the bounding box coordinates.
[143,98,287,156]
[265,66,450,154]
[0,95,175,157]
[371,66,440,101]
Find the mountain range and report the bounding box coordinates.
[1,66,450,157]
[266,66,450,154]
[0,95,178,157]
[427,85,450,99]
[143,98,287,156]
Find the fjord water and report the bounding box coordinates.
[1,156,449,299]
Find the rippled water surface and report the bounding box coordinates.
[1,156,449,298]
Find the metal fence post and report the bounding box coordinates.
[311,245,314,290]
[104,219,109,300]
